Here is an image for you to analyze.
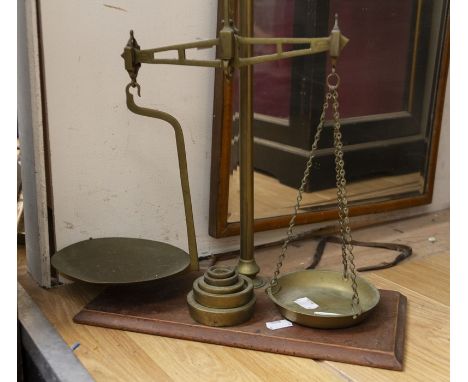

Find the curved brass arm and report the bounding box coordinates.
[125,84,199,271]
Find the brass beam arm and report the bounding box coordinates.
[236,36,333,67]
[235,15,349,67]
[123,33,348,73]
[136,38,224,69]
[122,35,224,71]
[122,14,348,83]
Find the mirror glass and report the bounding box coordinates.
[226,0,448,223]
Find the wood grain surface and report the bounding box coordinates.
[18,210,449,381]
[228,171,423,222]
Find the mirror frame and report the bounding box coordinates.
[208,2,450,238]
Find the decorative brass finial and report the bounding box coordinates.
[333,13,340,31]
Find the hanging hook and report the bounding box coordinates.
[126,81,141,97]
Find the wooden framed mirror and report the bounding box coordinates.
[209,0,449,238]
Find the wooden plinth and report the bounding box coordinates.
[74,272,406,371]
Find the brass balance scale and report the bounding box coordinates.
[52,0,380,330]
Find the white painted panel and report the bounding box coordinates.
[431,70,449,210]
[18,0,51,287]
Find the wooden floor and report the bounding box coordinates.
[18,210,449,382]
[228,170,423,222]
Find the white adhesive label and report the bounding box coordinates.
[266,319,293,330]
[294,297,319,310]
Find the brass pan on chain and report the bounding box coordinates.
[267,270,380,329]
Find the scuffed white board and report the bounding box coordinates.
[18,0,51,287]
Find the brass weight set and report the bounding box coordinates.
[52,0,380,330]
[187,266,256,326]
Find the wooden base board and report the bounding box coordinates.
[74,272,406,371]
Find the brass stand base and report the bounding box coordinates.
[74,275,407,371]
[236,258,260,279]
[186,266,256,327]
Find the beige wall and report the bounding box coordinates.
[430,71,450,209]
[40,1,449,257]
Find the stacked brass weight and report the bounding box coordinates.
[187,266,255,326]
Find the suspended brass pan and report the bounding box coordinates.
[51,237,194,284]
[52,80,200,284]
[267,270,380,329]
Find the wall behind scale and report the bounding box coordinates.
[41,1,449,258]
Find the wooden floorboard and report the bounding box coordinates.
[326,275,449,382]
[228,171,423,222]
[18,209,449,381]
[374,254,449,306]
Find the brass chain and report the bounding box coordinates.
[268,68,361,317]
[268,87,330,292]
[329,70,361,316]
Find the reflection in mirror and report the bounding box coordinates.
[226,0,448,224]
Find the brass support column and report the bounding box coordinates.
[236,0,260,280]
